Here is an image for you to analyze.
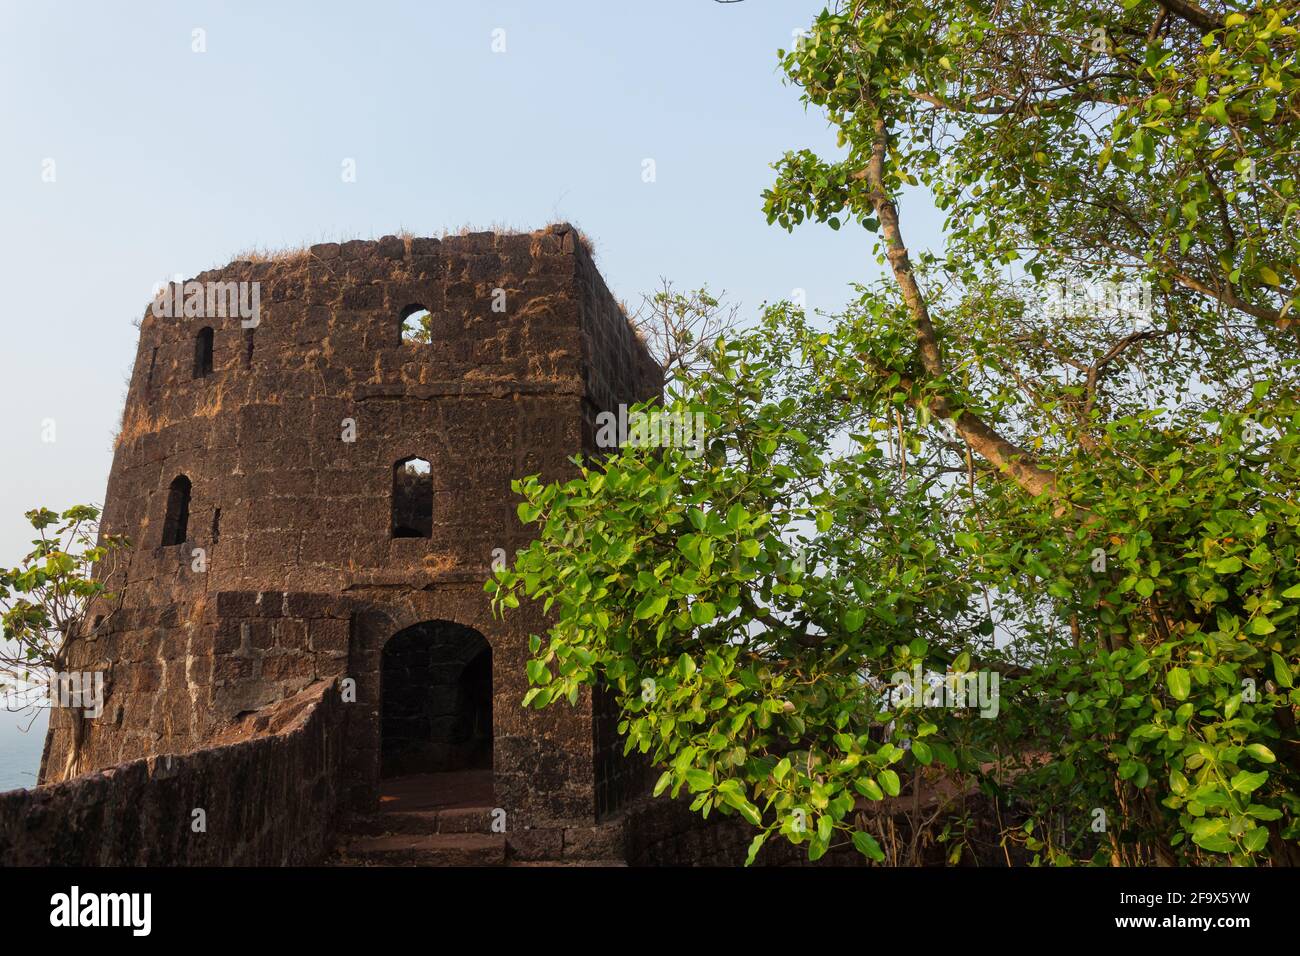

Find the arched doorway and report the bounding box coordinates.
[379,620,493,809]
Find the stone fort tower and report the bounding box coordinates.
[40,225,662,845]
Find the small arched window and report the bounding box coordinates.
[162,475,192,546]
[399,304,432,344]
[194,327,215,378]
[392,457,432,538]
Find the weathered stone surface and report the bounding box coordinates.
[333,832,505,866]
[563,823,627,860]
[506,827,564,861]
[376,235,405,259]
[13,227,664,865]
[0,681,343,866]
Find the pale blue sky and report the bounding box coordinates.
[0,0,943,788]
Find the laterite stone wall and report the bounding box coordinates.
[3,680,343,866]
[37,225,661,836]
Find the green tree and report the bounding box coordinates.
[492,1,1300,865]
[0,506,130,776]
[631,280,740,386]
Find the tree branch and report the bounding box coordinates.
[860,121,1063,502]
[1154,0,1223,34]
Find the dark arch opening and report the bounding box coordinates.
[399,303,432,344]
[194,326,214,378]
[391,457,432,538]
[380,621,493,778]
[161,475,192,546]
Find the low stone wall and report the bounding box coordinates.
[621,786,1026,867]
[621,795,863,867]
[0,679,343,866]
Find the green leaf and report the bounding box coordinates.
[854,777,884,800]
[725,792,762,825]
[690,602,717,626]
[1202,99,1230,125]
[852,830,885,862]
[1249,614,1276,635]
[878,769,901,797]
[1272,653,1293,689]
[1170,769,1188,795]
[684,769,713,792]
[1245,743,1276,764]
[677,653,697,679]
[1167,667,1191,701]
[807,835,828,862]
[634,592,669,620]
[1243,826,1269,853]
[1193,831,1235,854]
[1231,770,1268,794]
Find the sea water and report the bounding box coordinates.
[0,707,48,792]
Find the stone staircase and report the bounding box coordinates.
[330,806,507,866]
[329,771,505,866]
[333,832,508,866]
[327,770,627,866]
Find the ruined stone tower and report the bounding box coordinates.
[40,225,662,839]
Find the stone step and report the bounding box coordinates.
[345,806,496,836]
[333,833,506,867]
[510,859,628,867]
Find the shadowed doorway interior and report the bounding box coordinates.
[381,620,493,780]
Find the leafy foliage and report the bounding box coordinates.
[492,1,1300,865]
[0,506,129,705]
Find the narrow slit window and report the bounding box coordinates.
[399,304,432,344]
[194,327,215,378]
[391,457,432,538]
[162,475,192,546]
[211,507,222,544]
[242,328,255,370]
